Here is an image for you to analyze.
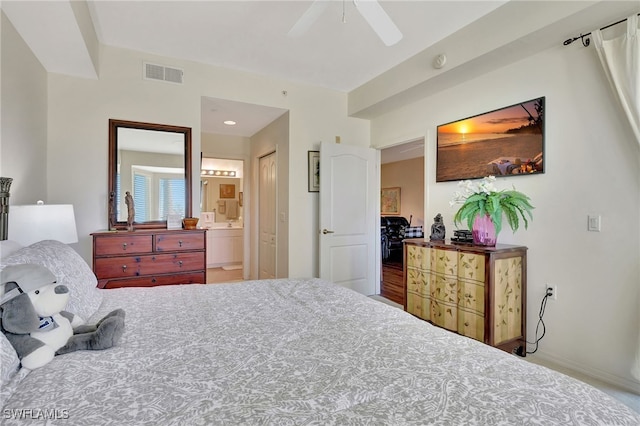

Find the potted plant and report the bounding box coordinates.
[450,176,534,246]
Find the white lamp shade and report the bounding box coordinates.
[8,204,78,246]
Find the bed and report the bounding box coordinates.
[1,240,639,425]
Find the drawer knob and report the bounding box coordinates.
[178,260,183,267]
[122,265,127,272]
[179,240,183,247]
[122,242,127,250]
[151,278,156,283]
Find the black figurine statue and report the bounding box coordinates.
[108,191,116,231]
[430,213,446,241]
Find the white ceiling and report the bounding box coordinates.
[89,0,508,138]
[381,138,424,164]
[200,96,288,137]
[2,0,508,138]
[86,0,507,93]
[4,1,639,140]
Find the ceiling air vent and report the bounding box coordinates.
[143,62,184,84]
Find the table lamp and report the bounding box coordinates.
[8,202,78,246]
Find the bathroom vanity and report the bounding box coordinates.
[206,226,243,267]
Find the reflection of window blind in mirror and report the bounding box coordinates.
[133,173,150,222]
[116,174,121,220]
[159,178,185,219]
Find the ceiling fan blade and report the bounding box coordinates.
[353,0,402,46]
[288,0,329,38]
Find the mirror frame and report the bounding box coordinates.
[108,119,193,230]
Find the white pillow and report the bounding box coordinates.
[1,240,103,320]
[0,240,24,261]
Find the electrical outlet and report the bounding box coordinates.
[546,284,557,301]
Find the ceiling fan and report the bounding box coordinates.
[288,0,403,47]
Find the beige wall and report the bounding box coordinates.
[30,44,368,276]
[381,157,424,228]
[2,18,369,277]
[0,13,48,205]
[250,112,289,279]
[201,132,250,160]
[370,40,640,392]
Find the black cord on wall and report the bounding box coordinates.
[523,289,552,355]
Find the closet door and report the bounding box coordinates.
[258,152,277,279]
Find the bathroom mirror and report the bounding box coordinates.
[108,119,192,229]
[200,157,244,227]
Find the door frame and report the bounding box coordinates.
[200,155,249,279]
[378,137,427,296]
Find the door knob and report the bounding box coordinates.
[322,229,335,234]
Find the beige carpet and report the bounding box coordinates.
[526,356,640,414]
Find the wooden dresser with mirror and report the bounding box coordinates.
[93,119,205,288]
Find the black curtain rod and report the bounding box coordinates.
[563,12,640,47]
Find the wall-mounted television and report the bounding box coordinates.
[436,97,545,182]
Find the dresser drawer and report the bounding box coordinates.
[94,252,205,279]
[156,232,205,252]
[94,235,153,256]
[100,272,206,289]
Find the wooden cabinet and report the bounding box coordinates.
[404,239,527,355]
[92,229,206,289]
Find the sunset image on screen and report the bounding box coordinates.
[436,97,544,182]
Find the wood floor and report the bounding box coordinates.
[381,258,404,306]
[206,267,243,284]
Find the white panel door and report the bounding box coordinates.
[319,141,378,295]
[259,152,277,279]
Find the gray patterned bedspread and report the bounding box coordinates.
[2,278,639,425]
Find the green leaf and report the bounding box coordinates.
[454,187,534,233]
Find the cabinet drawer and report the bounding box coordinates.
[100,272,206,289]
[94,235,153,256]
[94,252,205,279]
[156,232,205,252]
[458,308,485,342]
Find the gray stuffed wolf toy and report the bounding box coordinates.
[0,264,125,369]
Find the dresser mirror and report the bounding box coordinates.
[108,119,192,230]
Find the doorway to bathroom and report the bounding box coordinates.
[201,157,245,282]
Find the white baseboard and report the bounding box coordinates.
[530,351,640,395]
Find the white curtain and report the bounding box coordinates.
[593,14,640,380]
[593,14,640,145]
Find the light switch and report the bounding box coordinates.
[588,215,601,232]
[280,212,286,222]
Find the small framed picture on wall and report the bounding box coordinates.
[220,184,235,199]
[308,151,320,192]
[381,187,401,215]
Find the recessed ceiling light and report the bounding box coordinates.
[223,120,236,126]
